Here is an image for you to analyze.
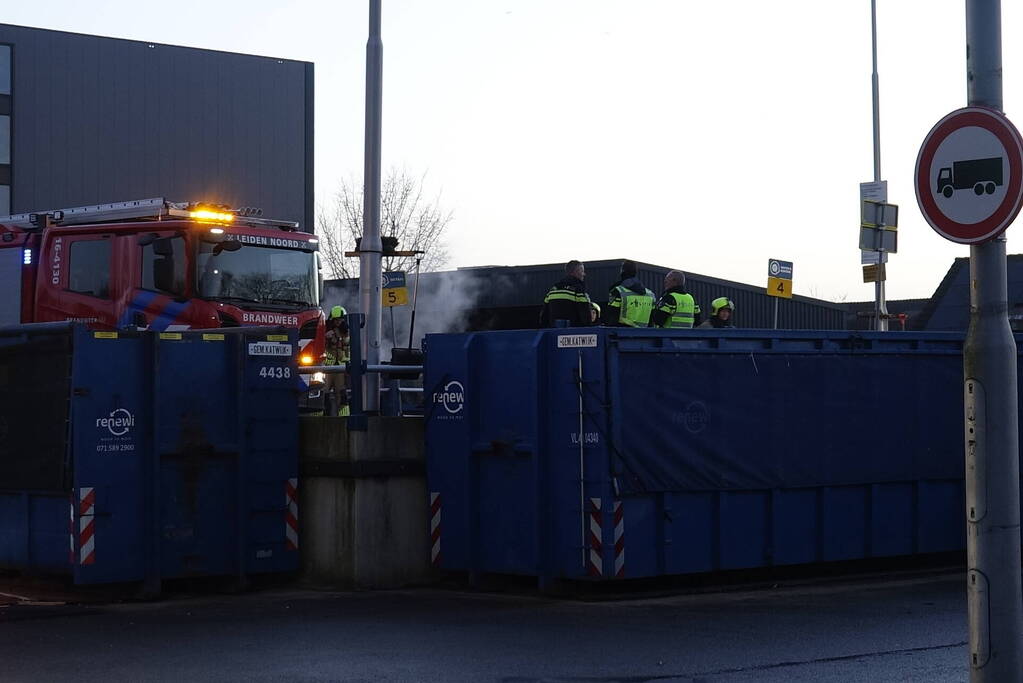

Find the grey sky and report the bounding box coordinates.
[5,1,1019,300]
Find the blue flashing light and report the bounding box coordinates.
[22,249,31,265]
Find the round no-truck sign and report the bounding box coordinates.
[915,107,1023,244]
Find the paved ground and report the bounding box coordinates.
[0,573,968,682]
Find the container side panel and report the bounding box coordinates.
[155,336,238,579]
[719,491,770,569]
[424,333,474,570]
[159,457,237,576]
[665,492,716,574]
[0,493,29,568]
[240,329,299,575]
[918,480,965,553]
[771,489,819,566]
[871,483,915,557]
[0,493,70,572]
[0,333,72,492]
[616,496,659,579]
[613,346,962,493]
[821,486,869,562]
[28,495,70,571]
[472,331,542,575]
[71,331,147,584]
[546,332,611,579]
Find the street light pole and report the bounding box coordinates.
[963,1,1023,680]
[870,0,889,331]
[359,0,384,412]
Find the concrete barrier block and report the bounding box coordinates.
[299,416,431,588]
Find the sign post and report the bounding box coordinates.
[381,271,409,308]
[381,271,408,351]
[766,259,793,329]
[915,4,1023,678]
[859,182,898,330]
[864,0,891,331]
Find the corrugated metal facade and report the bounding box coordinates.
[0,24,313,230]
[323,259,847,332]
[915,254,1023,331]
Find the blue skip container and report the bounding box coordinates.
[0,323,300,588]
[425,328,973,584]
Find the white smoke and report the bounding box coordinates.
[321,269,487,360]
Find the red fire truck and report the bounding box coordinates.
[0,197,326,373]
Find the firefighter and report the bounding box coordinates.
[649,270,701,329]
[324,305,351,416]
[539,260,592,327]
[698,297,735,329]
[603,260,656,327]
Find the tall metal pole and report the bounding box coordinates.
[963,2,1023,680]
[870,0,889,331]
[359,0,384,412]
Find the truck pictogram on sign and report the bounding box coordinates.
[936,157,1003,198]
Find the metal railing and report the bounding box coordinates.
[302,313,423,428]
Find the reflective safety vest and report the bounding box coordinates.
[614,285,655,327]
[543,287,590,306]
[657,292,698,328]
[325,336,350,366]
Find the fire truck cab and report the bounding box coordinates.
[0,197,326,368]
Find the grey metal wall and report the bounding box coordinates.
[322,259,848,332]
[0,24,313,230]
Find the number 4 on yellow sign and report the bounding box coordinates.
[766,276,793,299]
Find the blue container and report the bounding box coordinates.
[0,324,300,586]
[424,328,973,583]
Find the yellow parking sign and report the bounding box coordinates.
[382,271,409,307]
[766,259,793,299]
[767,276,793,299]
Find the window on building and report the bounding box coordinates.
[0,115,9,165]
[68,239,111,298]
[0,45,9,95]
[0,44,10,214]
[141,236,186,296]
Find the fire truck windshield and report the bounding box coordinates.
[197,241,317,307]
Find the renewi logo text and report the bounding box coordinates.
[96,408,135,437]
[433,380,465,415]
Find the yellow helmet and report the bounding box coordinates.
[711,297,734,316]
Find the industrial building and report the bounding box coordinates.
[328,255,1023,337]
[844,255,1023,331]
[0,23,313,229]
[323,259,848,340]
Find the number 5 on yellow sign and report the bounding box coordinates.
[382,287,409,307]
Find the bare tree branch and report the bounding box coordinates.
[315,168,452,279]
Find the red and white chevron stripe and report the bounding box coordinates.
[430,492,442,567]
[588,497,603,577]
[613,500,625,579]
[284,478,299,551]
[78,487,96,566]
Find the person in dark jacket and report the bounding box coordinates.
[650,270,701,329]
[603,260,656,327]
[698,297,735,329]
[539,260,592,328]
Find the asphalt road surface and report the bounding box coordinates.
[0,573,968,682]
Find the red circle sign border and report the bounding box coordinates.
[914,107,1023,244]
